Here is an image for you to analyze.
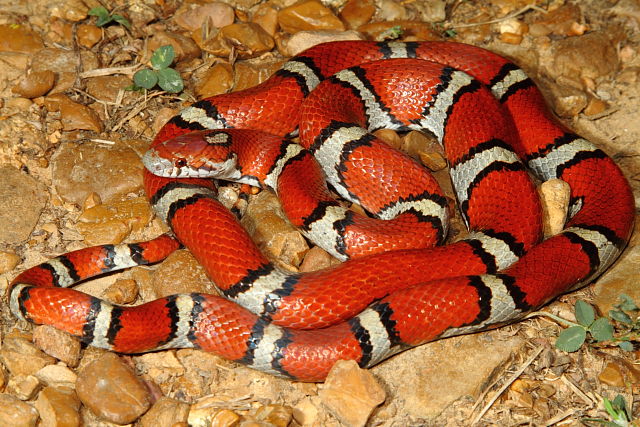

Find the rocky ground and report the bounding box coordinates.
[0,0,639,425]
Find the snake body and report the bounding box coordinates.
[10,41,634,382]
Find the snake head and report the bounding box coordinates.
[143,130,240,179]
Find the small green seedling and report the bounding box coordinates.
[130,45,184,93]
[555,300,614,352]
[583,394,633,426]
[378,25,404,41]
[529,294,639,352]
[88,6,131,29]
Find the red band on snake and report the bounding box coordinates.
[10,41,635,382]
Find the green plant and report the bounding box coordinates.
[130,45,184,93]
[378,25,404,41]
[529,295,639,352]
[88,6,131,29]
[555,300,614,352]
[583,394,634,426]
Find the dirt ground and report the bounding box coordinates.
[0,0,639,425]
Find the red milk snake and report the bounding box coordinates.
[10,41,634,382]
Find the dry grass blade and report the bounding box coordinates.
[470,346,544,425]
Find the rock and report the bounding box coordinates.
[51,140,142,206]
[50,0,88,21]
[34,365,77,389]
[530,3,585,37]
[7,375,40,400]
[201,23,274,59]
[150,249,216,298]
[103,278,139,305]
[318,360,386,427]
[60,99,102,132]
[76,353,151,424]
[4,97,33,110]
[173,349,225,400]
[0,24,44,53]
[84,75,132,103]
[253,404,293,427]
[233,58,283,91]
[414,0,446,22]
[148,31,201,64]
[373,129,402,149]
[419,150,447,171]
[583,97,608,116]
[252,3,280,36]
[76,24,102,49]
[500,32,523,45]
[593,221,640,315]
[196,62,234,98]
[547,83,588,117]
[0,250,21,274]
[0,393,38,427]
[282,30,364,57]
[372,334,526,418]
[135,352,185,387]
[30,48,98,93]
[278,0,345,34]
[34,386,81,427]
[188,404,241,427]
[548,32,618,90]
[598,362,625,387]
[32,325,82,367]
[357,20,441,41]
[299,246,340,272]
[0,166,47,244]
[241,190,309,269]
[0,336,56,377]
[292,397,319,426]
[76,196,153,243]
[153,107,179,134]
[12,70,55,98]
[340,0,376,29]
[139,396,190,427]
[377,0,408,21]
[174,2,235,32]
[538,179,570,237]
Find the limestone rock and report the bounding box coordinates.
[0,166,47,244]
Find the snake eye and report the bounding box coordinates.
[174,158,187,168]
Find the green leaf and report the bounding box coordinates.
[133,69,158,90]
[88,6,109,19]
[151,45,175,70]
[590,317,614,342]
[111,14,131,29]
[575,300,595,326]
[618,341,634,352]
[617,294,638,312]
[89,7,112,27]
[609,309,632,324]
[157,68,183,93]
[555,326,587,352]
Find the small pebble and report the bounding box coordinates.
[318,360,386,427]
[0,336,56,377]
[34,386,81,427]
[538,179,570,237]
[7,374,40,400]
[12,70,55,98]
[103,278,139,305]
[33,325,82,367]
[76,353,151,424]
[34,364,77,389]
[0,393,39,427]
[278,0,345,34]
[0,250,21,274]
